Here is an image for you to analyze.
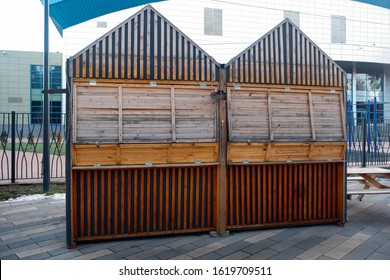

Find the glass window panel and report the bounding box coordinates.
[204,8,223,36]
[31,64,62,124]
[347,91,353,103]
[284,11,300,27]
[356,79,366,91]
[347,77,352,91]
[367,91,375,101]
[331,15,346,44]
[356,90,367,102]
[375,91,384,102]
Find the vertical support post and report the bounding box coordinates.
[118,85,123,143]
[362,116,367,168]
[217,66,228,235]
[65,61,74,248]
[373,97,377,157]
[11,111,16,183]
[43,0,50,192]
[347,100,352,154]
[366,100,371,155]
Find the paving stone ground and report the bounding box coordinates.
[1,182,390,260]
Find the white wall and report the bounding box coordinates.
[62,0,390,64]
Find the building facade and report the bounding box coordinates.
[0,50,63,123]
[62,0,390,119]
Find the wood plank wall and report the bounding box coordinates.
[226,20,345,87]
[72,165,217,241]
[68,6,220,82]
[227,85,345,142]
[227,162,344,228]
[73,82,218,143]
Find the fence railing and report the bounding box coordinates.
[1,111,66,182]
[347,117,390,167]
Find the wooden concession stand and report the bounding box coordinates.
[66,6,346,246]
[224,20,347,230]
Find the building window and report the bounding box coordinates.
[346,73,352,102]
[284,11,300,27]
[204,7,222,36]
[347,72,384,123]
[30,65,62,124]
[97,21,107,28]
[331,15,346,44]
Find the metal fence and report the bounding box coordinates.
[346,100,390,167]
[0,111,66,182]
[346,117,390,167]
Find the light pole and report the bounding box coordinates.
[43,0,50,192]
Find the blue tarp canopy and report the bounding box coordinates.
[40,0,165,35]
[354,0,390,9]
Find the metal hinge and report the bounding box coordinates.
[210,90,226,100]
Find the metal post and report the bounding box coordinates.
[43,0,50,192]
[65,60,73,247]
[347,100,352,154]
[366,100,371,154]
[373,97,377,157]
[362,116,367,167]
[11,111,16,183]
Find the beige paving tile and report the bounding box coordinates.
[324,232,371,259]
[70,249,114,260]
[17,242,65,259]
[2,207,38,216]
[171,254,194,260]
[244,231,278,244]
[1,227,47,241]
[12,213,64,226]
[186,242,225,258]
[320,234,348,248]
[296,244,332,260]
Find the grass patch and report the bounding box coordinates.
[0,183,66,201]
[3,142,65,155]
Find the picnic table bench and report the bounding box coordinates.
[347,167,390,200]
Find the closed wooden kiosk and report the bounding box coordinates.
[66,7,346,246]
[224,19,347,230]
[67,6,221,245]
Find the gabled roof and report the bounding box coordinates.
[68,5,220,82]
[225,19,345,87]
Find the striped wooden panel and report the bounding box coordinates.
[227,162,344,228]
[226,19,345,87]
[72,166,217,241]
[68,6,220,82]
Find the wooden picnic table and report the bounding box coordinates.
[347,167,390,200]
